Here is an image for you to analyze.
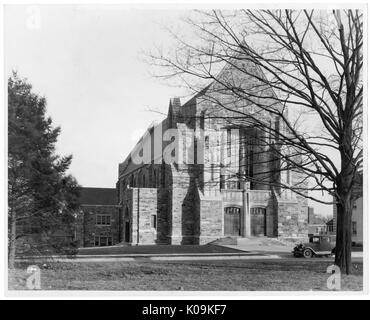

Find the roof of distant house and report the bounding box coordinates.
[79,187,117,206]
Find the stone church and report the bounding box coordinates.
[113,59,308,247]
[75,58,308,247]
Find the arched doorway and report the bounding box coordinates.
[224,207,241,236]
[125,222,130,242]
[124,207,130,243]
[251,207,266,236]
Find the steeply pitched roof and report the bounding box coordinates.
[181,84,212,109]
[79,187,117,206]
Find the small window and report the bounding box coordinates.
[96,214,111,226]
[151,215,157,229]
[205,136,209,150]
[96,215,102,225]
[220,175,225,190]
[194,138,198,164]
[200,112,205,129]
[312,237,320,243]
[182,132,187,163]
[352,221,357,236]
[227,129,231,157]
[211,164,215,181]
[94,236,113,247]
[286,170,290,185]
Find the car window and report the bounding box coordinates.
[312,237,320,243]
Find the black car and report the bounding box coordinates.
[293,235,336,258]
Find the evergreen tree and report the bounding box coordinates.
[8,72,80,268]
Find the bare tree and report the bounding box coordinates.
[148,9,363,274]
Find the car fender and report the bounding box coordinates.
[303,246,317,255]
[305,247,333,256]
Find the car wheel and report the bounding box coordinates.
[303,249,313,258]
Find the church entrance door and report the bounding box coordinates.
[125,221,130,242]
[224,207,241,236]
[251,207,266,236]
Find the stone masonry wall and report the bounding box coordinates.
[296,193,309,238]
[265,198,277,237]
[129,187,169,245]
[277,199,307,239]
[170,164,200,244]
[198,199,223,244]
[277,201,299,238]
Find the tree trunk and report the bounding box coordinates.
[334,109,355,275]
[8,208,17,269]
[334,196,353,275]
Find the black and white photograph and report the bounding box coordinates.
[2,1,368,300]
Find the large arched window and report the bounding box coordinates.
[130,175,134,187]
[161,163,166,188]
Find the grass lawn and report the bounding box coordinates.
[8,258,363,291]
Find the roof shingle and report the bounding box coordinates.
[79,187,117,206]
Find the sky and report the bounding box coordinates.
[5,5,186,184]
[4,5,332,216]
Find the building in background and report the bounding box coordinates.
[326,219,334,233]
[75,187,120,247]
[351,196,363,244]
[307,207,315,224]
[307,206,329,235]
[333,197,363,245]
[332,174,363,245]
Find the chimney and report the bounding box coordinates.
[168,97,182,126]
[171,97,181,111]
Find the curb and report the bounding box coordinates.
[17,252,262,259]
[16,253,282,263]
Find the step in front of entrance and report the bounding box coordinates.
[210,236,273,246]
[209,237,238,246]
